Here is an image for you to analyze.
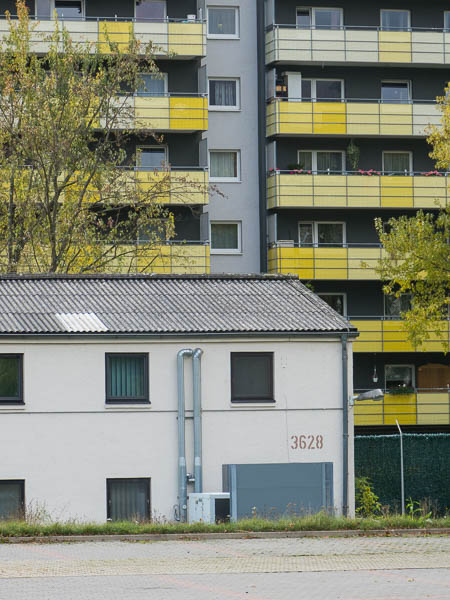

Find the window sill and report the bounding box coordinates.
[231,400,276,408]
[104,404,152,410]
[209,178,241,184]
[207,35,240,40]
[208,107,241,112]
[211,250,243,255]
[0,403,26,410]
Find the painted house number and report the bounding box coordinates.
[290,435,324,450]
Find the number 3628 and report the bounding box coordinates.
[291,435,324,450]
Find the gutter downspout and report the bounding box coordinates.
[193,348,204,493]
[341,334,349,517]
[177,348,193,522]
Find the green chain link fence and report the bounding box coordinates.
[355,433,450,514]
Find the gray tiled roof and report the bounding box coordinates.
[0,274,357,336]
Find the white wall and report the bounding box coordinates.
[0,336,353,521]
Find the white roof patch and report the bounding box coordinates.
[55,312,108,333]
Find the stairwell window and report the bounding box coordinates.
[208,7,239,39]
[382,151,412,175]
[106,353,149,404]
[0,355,23,404]
[209,79,240,110]
[210,221,241,254]
[209,151,240,182]
[299,222,346,247]
[297,150,345,173]
[380,9,410,32]
[231,353,274,404]
[381,81,410,104]
[296,7,343,29]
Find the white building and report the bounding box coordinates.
[0,274,356,522]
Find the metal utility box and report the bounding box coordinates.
[222,463,333,521]
[188,492,230,524]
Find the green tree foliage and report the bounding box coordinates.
[0,1,201,273]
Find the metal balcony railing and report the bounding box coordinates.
[354,388,450,426]
[266,98,440,137]
[0,16,206,57]
[122,166,209,204]
[267,170,450,209]
[266,24,450,66]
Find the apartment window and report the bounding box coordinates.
[231,353,274,403]
[318,293,347,316]
[381,81,410,104]
[137,73,167,97]
[137,146,167,170]
[381,9,410,31]
[385,365,415,392]
[54,1,84,19]
[382,151,412,174]
[209,79,240,110]
[209,151,240,181]
[297,150,345,173]
[445,12,450,32]
[299,222,346,247]
[210,221,241,254]
[105,353,149,404]
[296,7,343,29]
[0,481,24,520]
[107,478,150,521]
[384,294,412,318]
[136,0,166,21]
[0,355,23,404]
[301,79,344,102]
[208,7,239,38]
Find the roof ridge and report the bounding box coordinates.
[0,273,299,281]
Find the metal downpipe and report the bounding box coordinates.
[177,348,193,522]
[341,334,349,517]
[193,348,204,494]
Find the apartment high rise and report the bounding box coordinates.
[0,0,448,432]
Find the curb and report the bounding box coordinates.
[1,528,449,544]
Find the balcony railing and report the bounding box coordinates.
[0,241,211,275]
[130,167,209,205]
[266,25,450,66]
[267,171,450,209]
[268,242,386,280]
[0,17,206,58]
[354,389,450,426]
[266,98,440,137]
[351,318,450,353]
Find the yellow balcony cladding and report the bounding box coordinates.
[351,320,450,353]
[134,169,209,205]
[354,391,450,427]
[266,99,440,137]
[0,19,206,58]
[267,172,450,209]
[268,244,386,280]
[119,95,207,132]
[266,26,450,66]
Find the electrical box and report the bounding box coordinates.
[188,493,230,524]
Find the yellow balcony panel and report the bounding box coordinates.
[313,175,347,207]
[135,243,210,274]
[347,176,380,207]
[351,320,383,353]
[314,247,347,279]
[379,31,412,63]
[277,101,314,135]
[99,21,132,53]
[380,103,413,136]
[168,22,205,57]
[348,247,382,280]
[413,176,447,208]
[169,96,208,131]
[134,96,170,129]
[417,392,450,426]
[383,394,416,426]
[354,398,383,426]
[380,176,413,208]
[135,170,208,205]
[346,103,380,136]
[267,246,315,278]
[313,102,346,135]
[382,320,414,352]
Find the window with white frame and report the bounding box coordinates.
[298,222,346,247]
[445,12,450,32]
[385,365,415,392]
[35,1,85,19]
[380,9,410,31]
[137,73,167,97]
[136,146,167,170]
[297,150,345,173]
[382,151,412,174]
[296,7,343,29]
[135,0,166,21]
[209,79,240,110]
[301,79,344,102]
[210,221,242,254]
[318,293,347,316]
[381,81,410,104]
[208,7,239,38]
[209,150,240,181]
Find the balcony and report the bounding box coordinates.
[267,171,450,209]
[266,99,440,138]
[266,25,450,66]
[354,390,450,426]
[268,243,386,280]
[351,319,450,353]
[133,167,209,205]
[0,17,206,58]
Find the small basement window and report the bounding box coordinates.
[0,480,24,520]
[231,352,274,403]
[106,353,149,404]
[107,478,150,521]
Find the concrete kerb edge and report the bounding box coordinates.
[2,528,450,544]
